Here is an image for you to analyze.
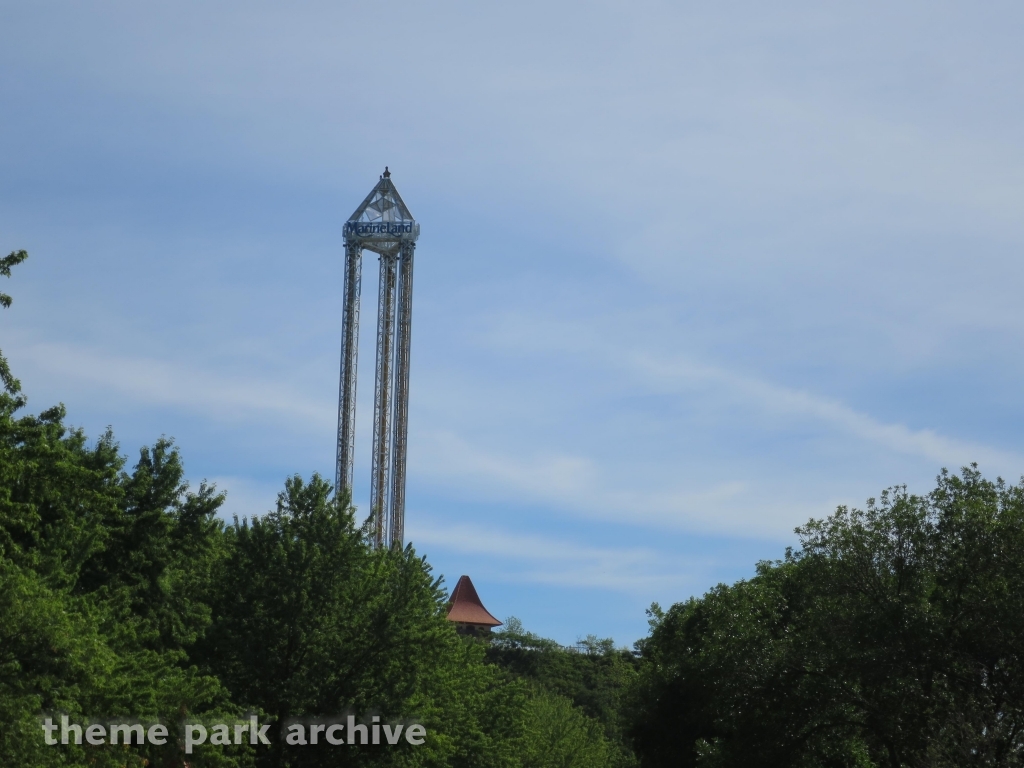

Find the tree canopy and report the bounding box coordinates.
[0,249,28,396]
[629,468,1024,767]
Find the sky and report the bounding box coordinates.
[2,1,1023,646]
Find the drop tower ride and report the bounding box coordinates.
[335,168,419,549]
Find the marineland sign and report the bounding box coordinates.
[344,220,419,240]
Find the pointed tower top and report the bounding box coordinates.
[446,575,502,628]
[344,170,419,255]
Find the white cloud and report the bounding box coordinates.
[411,430,822,537]
[207,475,282,522]
[401,312,1024,538]
[408,519,700,594]
[479,312,1024,475]
[12,339,332,429]
[625,350,1024,475]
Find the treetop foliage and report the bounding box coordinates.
[0,249,28,397]
[629,466,1024,767]
[0,249,28,308]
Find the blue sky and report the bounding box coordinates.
[2,1,1023,646]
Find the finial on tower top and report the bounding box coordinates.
[383,166,391,178]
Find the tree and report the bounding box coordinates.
[488,619,638,766]
[0,375,245,766]
[629,467,1024,768]
[196,474,535,768]
[0,249,28,397]
[518,691,620,768]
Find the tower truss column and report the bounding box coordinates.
[388,241,415,549]
[335,241,362,501]
[370,252,398,548]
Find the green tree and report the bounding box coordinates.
[488,619,638,765]
[0,249,28,397]
[518,691,620,768]
[629,467,1024,768]
[0,376,244,766]
[197,474,535,768]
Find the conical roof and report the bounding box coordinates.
[446,575,502,627]
[343,167,419,256]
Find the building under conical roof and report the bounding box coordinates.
[446,575,502,636]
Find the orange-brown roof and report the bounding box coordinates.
[446,575,502,627]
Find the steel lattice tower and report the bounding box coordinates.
[335,168,419,549]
